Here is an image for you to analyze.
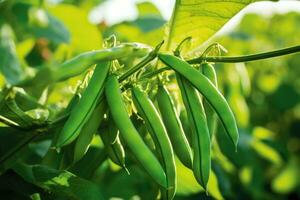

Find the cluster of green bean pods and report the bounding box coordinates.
[47,40,239,200]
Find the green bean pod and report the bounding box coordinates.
[201,62,218,138]
[131,87,176,200]
[158,54,239,149]
[176,74,211,190]
[105,75,167,188]
[73,98,106,163]
[51,43,151,82]
[179,109,193,145]
[55,62,110,148]
[99,118,126,169]
[51,92,82,146]
[156,84,193,169]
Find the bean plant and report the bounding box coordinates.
[0,0,299,199]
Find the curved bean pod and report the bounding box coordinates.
[99,118,126,169]
[156,84,193,169]
[52,43,151,82]
[158,54,239,149]
[105,75,167,188]
[73,98,106,163]
[176,74,211,190]
[55,62,110,148]
[201,62,218,88]
[201,62,218,138]
[131,87,176,200]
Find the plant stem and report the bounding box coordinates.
[143,45,300,79]
[118,41,164,82]
[142,67,170,80]
[188,45,300,64]
[118,54,156,82]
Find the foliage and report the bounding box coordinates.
[0,0,299,199]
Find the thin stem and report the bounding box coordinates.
[141,67,170,80]
[188,45,300,64]
[144,45,300,79]
[174,37,192,57]
[118,54,156,82]
[118,41,164,82]
[0,115,24,130]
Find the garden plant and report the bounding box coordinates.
[0,0,300,199]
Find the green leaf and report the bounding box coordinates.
[13,88,44,111]
[28,8,71,45]
[165,0,258,52]
[48,4,102,53]
[13,163,105,200]
[0,98,36,128]
[105,20,165,46]
[133,17,166,33]
[136,2,162,17]
[10,3,70,45]
[0,127,37,173]
[0,24,24,84]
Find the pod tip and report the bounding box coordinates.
[204,186,209,196]
[123,165,130,175]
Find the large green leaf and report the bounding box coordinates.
[136,2,162,17]
[9,2,70,45]
[13,163,105,200]
[165,0,261,52]
[0,24,24,84]
[48,4,102,53]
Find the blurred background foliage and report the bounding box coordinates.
[0,0,300,199]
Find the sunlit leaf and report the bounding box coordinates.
[132,17,166,33]
[11,3,70,45]
[106,23,165,46]
[136,2,162,17]
[48,4,102,52]
[29,9,71,45]
[13,163,105,200]
[165,0,259,52]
